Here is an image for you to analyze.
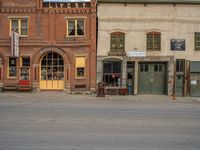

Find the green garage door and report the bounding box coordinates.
[139,63,167,95]
[190,62,200,97]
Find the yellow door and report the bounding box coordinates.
[40,52,65,90]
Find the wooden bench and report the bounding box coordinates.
[18,80,32,91]
[2,83,18,91]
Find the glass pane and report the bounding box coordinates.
[113,61,121,73]
[48,60,52,65]
[159,65,162,72]
[118,35,125,50]
[154,65,158,72]
[147,34,153,50]
[53,53,58,58]
[21,28,28,35]
[53,67,58,80]
[154,34,161,50]
[68,21,75,36]
[145,65,148,71]
[77,20,84,36]
[48,53,52,58]
[53,59,58,65]
[77,68,84,77]
[22,57,30,67]
[12,20,18,28]
[42,59,46,66]
[11,20,19,33]
[103,62,112,73]
[111,35,117,49]
[59,60,64,65]
[9,58,17,77]
[9,58,16,66]
[20,68,29,80]
[21,20,28,28]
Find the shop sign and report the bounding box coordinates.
[191,80,197,85]
[11,31,19,57]
[171,39,185,51]
[127,51,146,57]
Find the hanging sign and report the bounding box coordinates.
[11,31,19,57]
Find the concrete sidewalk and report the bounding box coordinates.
[0,92,200,104]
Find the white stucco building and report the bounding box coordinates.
[97,0,200,96]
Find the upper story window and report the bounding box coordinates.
[110,32,125,51]
[147,32,161,51]
[10,19,28,36]
[195,32,200,51]
[67,19,85,37]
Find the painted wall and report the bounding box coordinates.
[97,3,200,61]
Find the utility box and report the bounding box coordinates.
[97,82,106,97]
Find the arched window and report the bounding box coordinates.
[147,31,161,51]
[110,32,125,51]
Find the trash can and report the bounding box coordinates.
[97,82,105,97]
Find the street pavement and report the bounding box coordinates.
[0,92,200,150]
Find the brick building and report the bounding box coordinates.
[0,0,96,92]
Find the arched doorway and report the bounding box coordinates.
[40,52,65,90]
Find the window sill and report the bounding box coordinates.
[7,77,17,80]
[76,77,86,79]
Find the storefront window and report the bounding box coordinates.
[8,57,17,78]
[103,60,122,87]
[41,52,64,80]
[20,57,30,80]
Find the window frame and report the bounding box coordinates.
[66,19,85,37]
[110,32,125,51]
[146,31,161,51]
[10,18,29,37]
[195,32,200,51]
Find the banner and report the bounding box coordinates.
[11,31,19,57]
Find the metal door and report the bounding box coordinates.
[190,74,200,97]
[175,75,184,96]
[127,62,134,95]
[139,63,167,95]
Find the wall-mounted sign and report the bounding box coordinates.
[171,39,185,51]
[191,80,197,85]
[127,51,146,57]
[11,31,19,57]
[43,0,90,2]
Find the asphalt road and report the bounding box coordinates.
[0,93,200,150]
